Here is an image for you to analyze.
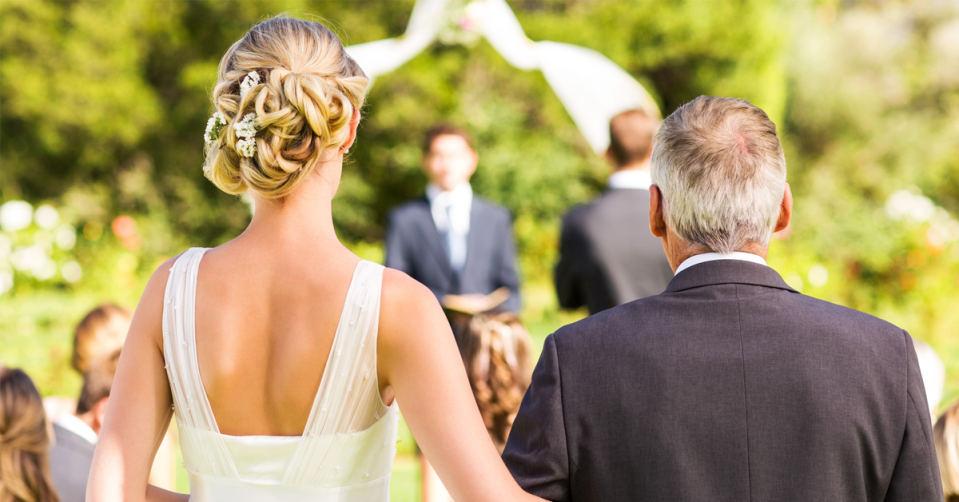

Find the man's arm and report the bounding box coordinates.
[502,334,570,501]
[883,330,943,501]
[554,212,584,310]
[496,210,522,313]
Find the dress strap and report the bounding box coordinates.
[162,247,239,478]
[283,260,388,484]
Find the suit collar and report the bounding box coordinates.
[55,413,98,445]
[664,259,798,294]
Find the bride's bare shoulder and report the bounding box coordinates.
[378,268,450,345]
[380,267,442,316]
[127,252,187,350]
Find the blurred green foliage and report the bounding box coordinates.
[3,0,959,406]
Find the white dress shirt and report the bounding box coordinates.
[674,252,768,276]
[55,413,98,445]
[607,169,652,190]
[426,183,472,272]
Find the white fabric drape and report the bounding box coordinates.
[345,0,660,154]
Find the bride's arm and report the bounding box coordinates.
[87,258,188,502]
[378,269,543,502]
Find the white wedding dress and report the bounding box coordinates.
[162,248,399,501]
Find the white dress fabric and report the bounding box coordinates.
[162,248,399,501]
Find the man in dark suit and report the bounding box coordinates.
[49,349,120,502]
[386,125,522,501]
[386,124,521,314]
[503,96,942,501]
[555,109,672,315]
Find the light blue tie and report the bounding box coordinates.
[446,204,467,273]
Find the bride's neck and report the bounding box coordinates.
[241,163,342,249]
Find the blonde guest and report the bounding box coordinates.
[460,312,533,452]
[935,402,959,502]
[0,366,60,502]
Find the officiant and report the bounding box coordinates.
[385,125,521,316]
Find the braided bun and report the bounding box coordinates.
[203,16,368,200]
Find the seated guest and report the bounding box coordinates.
[43,304,175,493]
[49,350,120,502]
[459,310,532,452]
[0,365,61,502]
[386,124,521,315]
[43,303,132,423]
[935,401,959,501]
[555,109,673,315]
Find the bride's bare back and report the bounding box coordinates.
[194,239,360,437]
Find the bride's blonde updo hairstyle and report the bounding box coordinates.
[203,16,368,199]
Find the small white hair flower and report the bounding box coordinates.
[237,138,257,158]
[235,113,259,157]
[240,71,261,97]
[204,112,226,144]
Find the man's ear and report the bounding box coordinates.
[774,182,793,233]
[92,396,109,434]
[649,185,667,238]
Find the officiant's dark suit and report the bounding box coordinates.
[385,196,520,312]
[555,109,672,315]
[503,97,941,501]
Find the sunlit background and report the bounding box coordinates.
[3,0,959,497]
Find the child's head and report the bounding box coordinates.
[72,303,132,374]
[460,312,532,451]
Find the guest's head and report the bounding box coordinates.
[74,349,121,436]
[203,16,368,201]
[72,303,131,375]
[421,124,478,192]
[607,109,657,171]
[935,401,959,497]
[649,96,791,269]
[459,312,532,452]
[0,367,60,502]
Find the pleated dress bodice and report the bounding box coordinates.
[162,248,398,501]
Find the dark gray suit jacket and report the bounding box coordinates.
[385,196,521,312]
[504,260,942,501]
[555,188,672,315]
[49,422,95,502]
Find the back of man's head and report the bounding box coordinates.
[608,109,657,169]
[650,96,786,254]
[76,349,121,415]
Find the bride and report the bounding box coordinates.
[87,16,541,502]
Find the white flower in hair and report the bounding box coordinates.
[235,113,259,157]
[204,112,226,144]
[237,138,257,158]
[240,71,261,97]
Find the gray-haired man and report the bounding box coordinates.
[503,96,942,501]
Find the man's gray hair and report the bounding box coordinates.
[650,96,787,254]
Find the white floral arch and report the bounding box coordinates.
[345,0,659,154]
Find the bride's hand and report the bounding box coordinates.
[378,269,544,502]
